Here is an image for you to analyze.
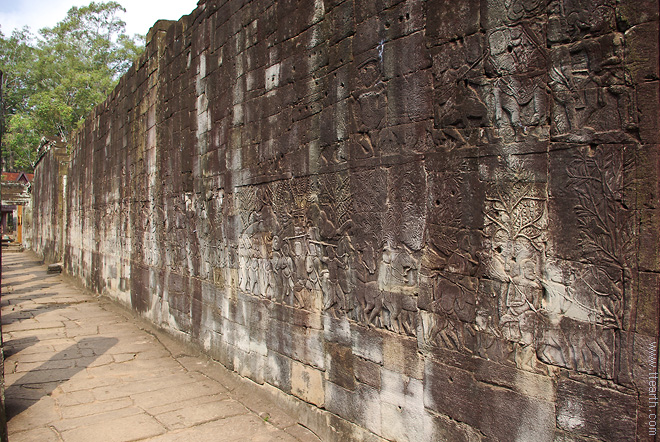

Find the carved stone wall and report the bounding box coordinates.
[32,139,69,264]
[33,0,659,440]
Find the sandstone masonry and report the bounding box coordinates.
[32,1,660,440]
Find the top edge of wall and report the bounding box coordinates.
[145,0,209,45]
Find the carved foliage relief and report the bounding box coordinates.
[217,21,639,383]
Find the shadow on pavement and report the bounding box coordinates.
[2,304,68,325]
[1,274,59,291]
[0,260,45,273]
[2,337,39,359]
[5,336,118,418]
[1,290,60,305]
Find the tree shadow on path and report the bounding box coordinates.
[5,336,118,418]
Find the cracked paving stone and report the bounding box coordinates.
[2,251,309,441]
[59,412,167,442]
[6,426,61,442]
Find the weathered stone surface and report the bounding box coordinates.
[424,358,556,441]
[556,377,637,441]
[290,360,325,407]
[325,342,355,390]
[31,0,659,440]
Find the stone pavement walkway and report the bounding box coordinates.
[1,250,320,442]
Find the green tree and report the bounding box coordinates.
[0,1,144,172]
[0,27,38,171]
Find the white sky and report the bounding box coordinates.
[0,0,200,37]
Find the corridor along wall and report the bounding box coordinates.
[32,0,660,440]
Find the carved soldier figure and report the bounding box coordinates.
[549,45,581,135]
[277,241,295,304]
[487,26,544,134]
[355,242,382,326]
[321,245,347,316]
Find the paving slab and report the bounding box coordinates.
[2,251,321,441]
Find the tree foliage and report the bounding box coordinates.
[0,1,144,172]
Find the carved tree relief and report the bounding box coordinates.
[483,169,547,352]
[566,146,635,328]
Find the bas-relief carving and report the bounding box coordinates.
[432,23,551,145]
[566,147,633,322]
[481,169,547,368]
[412,152,630,378]
[432,34,489,148]
[469,147,633,377]
[421,2,636,379]
[485,25,547,140]
[535,146,634,377]
[549,33,630,142]
[548,0,615,42]
[504,0,544,22]
[225,170,426,336]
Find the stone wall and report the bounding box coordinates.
[32,139,69,264]
[34,0,659,440]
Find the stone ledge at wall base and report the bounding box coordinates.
[47,263,63,274]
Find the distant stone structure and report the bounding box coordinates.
[32,1,660,440]
[1,172,33,245]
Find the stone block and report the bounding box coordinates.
[473,357,556,403]
[325,381,382,435]
[323,65,351,106]
[351,323,384,364]
[426,411,488,442]
[615,330,657,390]
[325,342,355,390]
[387,70,434,125]
[354,16,382,57]
[382,0,425,42]
[636,272,660,336]
[233,346,265,384]
[426,0,482,44]
[383,334,423,379]
[268,319,325,369]
[424,359,555,441]
[326,0,355,45]
[354,356,381,390]
[556,377,637,441]
[265,351,292,394]
[272,303,323,330]
[636,144,660,210]
[323,315,352,345]
[617,0,659,28]
[352,87,387,133]
[380,368,424,410]
[328,36,353,72]
[381,401,433,442]
[636,82,660,146]
[291,360,325,407]
[625,22,660,85]
[639,210,660,273]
